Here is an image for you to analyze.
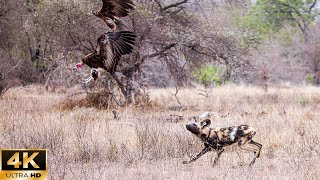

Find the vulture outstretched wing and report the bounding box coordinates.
[92,0,134,30]
[96,31,136,73]
[77,1,136,83]
[100,0,135,18]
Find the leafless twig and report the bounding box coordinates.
[5,59,22,75]
[169,85,182,105]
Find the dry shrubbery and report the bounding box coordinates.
[60,91,113,110]
[58,88,155,110]
[0,85,320,179]
[0,50,37,95]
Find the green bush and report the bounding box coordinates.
[306,74,315,85]
[192,66,223,87]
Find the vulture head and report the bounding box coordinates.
[75,63,84,70]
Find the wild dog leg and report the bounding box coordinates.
[250,140,262,158]
[212,148,224,166]
[238,144,256,153]
[248,140,262,166]
[238,144,257,165]
[183,146,211,164]
[247,140,262,166]
[238,138,262,166]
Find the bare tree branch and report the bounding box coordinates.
[155,0,188,15]
[142,43,177,62]
[154,0,162,9]
[308,0,318,14]
[162,0,188,12]
[5,59,22,75]
[169,85,182,105]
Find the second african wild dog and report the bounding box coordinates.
[183,117,262,166]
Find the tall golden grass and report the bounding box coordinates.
[0,85,319,179]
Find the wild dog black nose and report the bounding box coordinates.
[186,124,193,131]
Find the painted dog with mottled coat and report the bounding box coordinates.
[183,118,262,166]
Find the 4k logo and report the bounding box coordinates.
[7,152,40,169]
[0,149,47,179]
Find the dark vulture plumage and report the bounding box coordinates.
[92,0,135,31]
[75,31,136,82]
[74,0,136,83]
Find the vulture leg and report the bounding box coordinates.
[82,68,99,84]
[82,76,93,84]
[91,68,100,81]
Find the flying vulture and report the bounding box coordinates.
[75,31,136,83]
[92,0,135,31]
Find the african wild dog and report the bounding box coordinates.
[183,118,262,166]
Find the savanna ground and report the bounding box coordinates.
[0,85,319,179]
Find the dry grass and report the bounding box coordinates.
[0,85,320,179]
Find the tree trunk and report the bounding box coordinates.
[302,19,310,44]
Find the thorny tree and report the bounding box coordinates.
[0,0,255,103]
[121,0,255,101]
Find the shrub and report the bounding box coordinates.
[0,49,37,96]
[192,65,223,87]
[306,74,315,85]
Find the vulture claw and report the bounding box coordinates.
[82,76,93,84]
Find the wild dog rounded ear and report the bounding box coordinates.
[201,119,211,127]
[191,116,197,122]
